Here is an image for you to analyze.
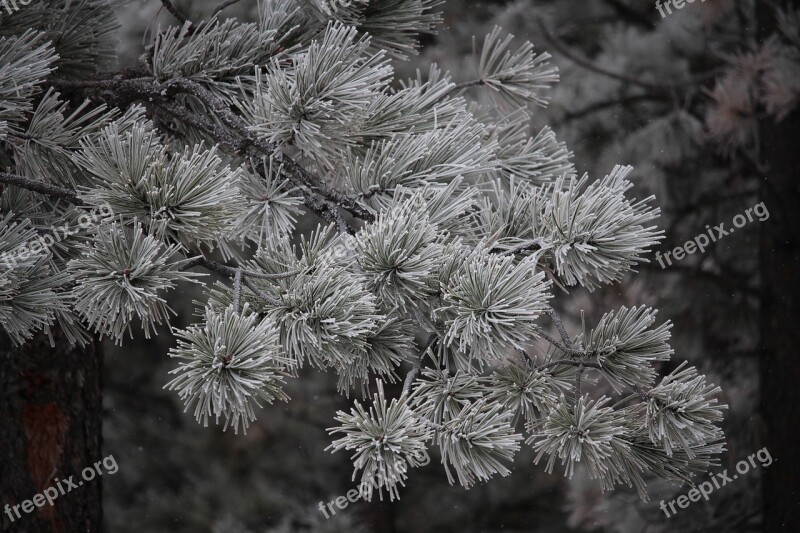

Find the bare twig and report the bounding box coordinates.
[572,363,585,410]
[232,268,242,312]
[180,256,301,280]
[403,334,438,395]
[449,79,485,94]
[496,238,546,256]
[242,277,284,308]
[212,0,243,16]
[0,172,84,205]
[536,359,600,372]
[544,306,573,348]
[556,93,670,126]
[160,0,190,25]
[598,0,655,29]
[535,19,716,92]
[533,327,584,356]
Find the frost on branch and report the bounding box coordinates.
[644,363,727,458]
[327,380,433,501]
[165,304,294,435]
[0,0,729,507]
[68,219,203,343]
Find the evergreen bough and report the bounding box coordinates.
[0,0,726,503]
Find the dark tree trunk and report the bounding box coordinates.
[0,329,103,532]
[757,4,800,529]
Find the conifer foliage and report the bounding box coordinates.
[0,0,726,503]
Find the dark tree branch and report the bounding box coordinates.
[403,334,438,395]
[156,99,246,153]
[496,238,546,256]
[556,93,670,125]
[232,268,242,312]
[598,0,655,30]
[537,359,600,372]
[535,19,716,93]
[181,256,290,307]
[157,100,347,226]
[450,79,484,94]
[165,78,375,222]
[242,277,284,308]
[47,76,375,224]
[572,363,585,409]
[0,172,84,205]
[533,327,585,356]
[212,0,243,16]
[160,0,190,25]
[180,256,301,280]
[545,306,573,348]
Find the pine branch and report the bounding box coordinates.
[572,363,585,410]
[531,327,583,356]
[47,75,375,223]
[155,99,245,153]
[167,78,375,222]
[557,94,670,125]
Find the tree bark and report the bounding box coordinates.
[0,329,103,532]
[757,5,800,529]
